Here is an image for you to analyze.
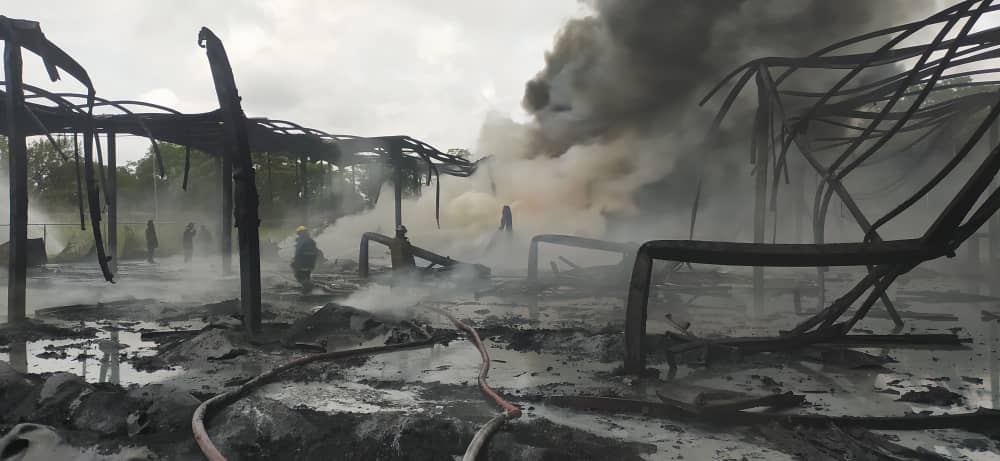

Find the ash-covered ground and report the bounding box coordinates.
[2,253,1000,460]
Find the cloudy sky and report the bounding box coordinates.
[8,1,585,163]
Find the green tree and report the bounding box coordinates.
[0,136,84,213]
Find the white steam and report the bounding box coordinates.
[315,2,936,271]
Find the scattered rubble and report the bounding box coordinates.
[896,386,967,407]
[5,2,1000,458]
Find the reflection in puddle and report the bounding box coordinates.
[98,327,121,385]
[0,321,189,386]
[9,339,27,373]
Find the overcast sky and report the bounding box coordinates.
[7,1,584,163]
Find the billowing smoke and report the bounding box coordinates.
[316,1,936,267]
[510,0,937,238]
[523,0,934,153]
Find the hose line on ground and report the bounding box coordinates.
[191,338,443,461]
[424,306,522,461]
[425,306,522,417]
[192,305,521,461]
[463,412,515,461]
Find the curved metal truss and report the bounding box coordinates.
[624,0,1000,373]
[1,15,481,325]
[2,86,480,177]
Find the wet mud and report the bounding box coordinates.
[1,261,1000,460]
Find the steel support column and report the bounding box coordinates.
[200,28,262,334]
[752,112,769,315]
[391,140,404,236]
[220,147,233,274]
[107,131,118,275]
[300,154,309,227]
[623,248,654,374]
[4,41,27,323]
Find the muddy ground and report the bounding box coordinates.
[1,255,1000,460]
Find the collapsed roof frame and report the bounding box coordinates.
[623,0,1000,373]
[0,15,98,323]
[0,16,480,329]
[4,87,478,175]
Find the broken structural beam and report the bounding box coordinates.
[4,39,27,322]
[663,332,969,367]
[359,231,489,279]
[199,28,263,335]
[656,384,804,416]
[546,395,1000,432]
[359,231,414,278]
[819,333,969,348]
[527,234,635,283]
[0,18,107,285]
[623,239,933,374]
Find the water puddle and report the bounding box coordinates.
[0,320,197,386]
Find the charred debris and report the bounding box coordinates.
[4,1,1000,460]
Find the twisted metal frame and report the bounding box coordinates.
[624,0,1000,373]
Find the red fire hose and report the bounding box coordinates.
[192,307,520,461]
[192,338,443,461]
[423,306,522,461]
[425,306,522,417]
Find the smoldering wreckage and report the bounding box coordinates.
[6,1,1000,460]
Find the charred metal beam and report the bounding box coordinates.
[359,231,396,279]
[72,134,84,230]
[757,66,903,324]
[650,1,1000,377]
[220,145,233,275]
[300,154,309,226]
[199,27,262,334]
[4,39,27,322]
[527,234,635,283]
[83,123,112,283]
[107,131,117,275]
[752,71,771,314]
[391,139,404,237]
[547,394,1000,432]
[359,231,488,280]
[622,240,932,373]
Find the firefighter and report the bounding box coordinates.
[145,220,158,263]
[291,226,319,290]
[182,223,197,263]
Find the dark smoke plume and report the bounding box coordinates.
[526,0,933,151]
[320,1,940,261]
[515,0,936,232]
